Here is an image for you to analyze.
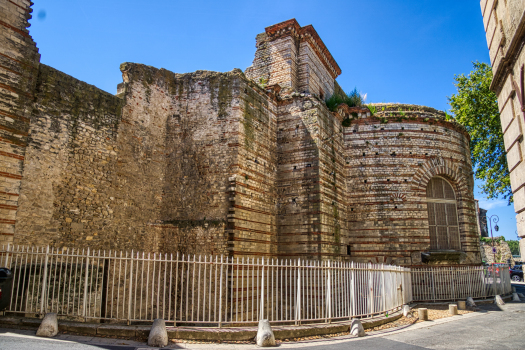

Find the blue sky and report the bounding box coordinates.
[29,0,518,241]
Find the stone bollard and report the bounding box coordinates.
[513,292,521,301]
[457,300,466,310]
[402,304,412,318]
[418,308,428,321]
[494,295,505,306]
[518,293,525,298]
[466,297,476,307]
[448,304,458,315]
[350,319,365,337]
[36,313,58,337]
[256,319,276,347]
[148,319,168,348]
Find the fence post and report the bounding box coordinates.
[295,259,301,326]
[40,245,50,314]
[326,260,331,324]
[82,247,90,320]
[350,262,355,318]
[368,263,374,315]
[128,250,134,324]
[218,255,223,328]
[260,257,265,320]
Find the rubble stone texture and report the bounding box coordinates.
[480,1,525,260]
[1,3,481,265]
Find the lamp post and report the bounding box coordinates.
[482,215,500,264]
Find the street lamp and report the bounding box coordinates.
[482,215,500,264]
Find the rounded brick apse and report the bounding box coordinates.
[343,104,481,266]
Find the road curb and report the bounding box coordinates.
[0,311,402,341]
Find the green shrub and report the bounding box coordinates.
[325,87,364,112]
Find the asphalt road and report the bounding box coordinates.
[0,287,524,350]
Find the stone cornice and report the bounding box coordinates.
[264,19,342,79]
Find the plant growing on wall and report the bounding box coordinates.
[448,62,512,203]
[325,87,364,112]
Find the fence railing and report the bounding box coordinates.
[411,265,512,302]
[0,245,412,326]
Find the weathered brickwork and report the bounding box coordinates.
[4,8,481,265]
[345,104,479,265]
[480,0,525,260]
[0,0,39,244]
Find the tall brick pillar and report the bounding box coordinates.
[0,0,40,244]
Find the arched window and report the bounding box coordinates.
[426,177,460,250]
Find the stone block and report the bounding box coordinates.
[350,319,365,337]
[457,300,466,310]
[256,319,275,347]
[448,304,458,315]
[494,295,505,305]
[418,308,428,321]
[36,313,58,337]
[148,319,168,348]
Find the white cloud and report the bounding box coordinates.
[477,198,507,210]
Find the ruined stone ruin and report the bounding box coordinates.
[1,1,481,265]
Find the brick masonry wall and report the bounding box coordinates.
[246,34,299,94]
[344,104,480,265]
[297,41,335,98]
[0,0,40,245]
[6,11,481,265]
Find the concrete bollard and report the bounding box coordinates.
[513,292,521,301]
[402,304,412,317]
[350,319,365,337]
[256,319,276,347]
[466,297,476,307]
[448,304,458,315]
[457,300,466,310]
[148,319,168,348]
[418,308,428,321]
[494,295,505,306]
[36,313,58,337]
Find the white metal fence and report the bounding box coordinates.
[0,245,412,326]
[411,265,512,302]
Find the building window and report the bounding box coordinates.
[426,177,460,250]
[346,245,351,256]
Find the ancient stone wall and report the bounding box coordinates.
[0,0,40,245]
[480,240,514,265]
[5,11,482,265]
[14,64,123,249]
[344,104,480,265]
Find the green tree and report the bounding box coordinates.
[448,62,512,203]
[507,240,521,256]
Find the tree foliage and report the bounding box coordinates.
[507,240,521,256]
[448,62,512,203]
